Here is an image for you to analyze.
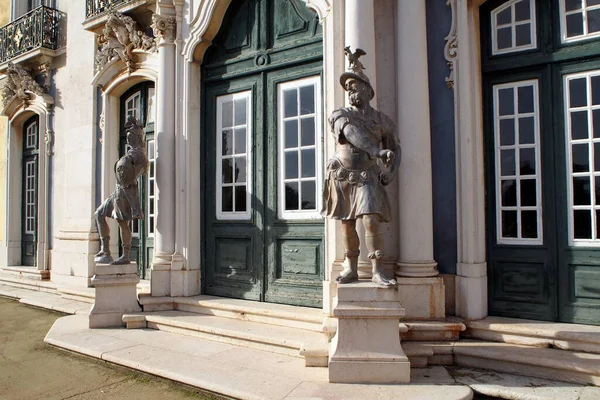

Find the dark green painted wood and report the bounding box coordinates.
[21,115,39,267]
[481,0,600,325]
[119,82,155,279]
[202,0,324,307]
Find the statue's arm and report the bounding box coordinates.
[336,119,380,159]
[379,119,401,185]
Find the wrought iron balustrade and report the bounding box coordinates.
[86,0,136,19]
[0,6,61,64]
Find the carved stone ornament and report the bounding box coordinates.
[1,62,49,107]
[444,0,458,90]
[151,14,176,43]
[95,12,157,73]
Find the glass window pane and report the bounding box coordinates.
[301,117,315,146]
[501,149,516,176]
[222,187,233,212]
[284,89,298,118]
[301,181,316,210]
[520,179,537,206]
[285,182,299,210]
[592,76,600,106]
[520,148,536,175]
[301,149,316,178]
[565,0,582,12]
[566,13,585,38]
[285,151,298,179]
[235,157,246,183]
[570,78,587,108]
[572,143,590,172]
[502,210,518,238]
[589,0,600,6]
[300,85,315,115]
[515,0,530,21]
[222,159,233,183]
[235,128,247,154]
[594,110,600,138]
[222,101,233,127]
[222,129,233,155]
[595,143,600,171]
[596,176,600,204]
[235,186,247,212]
[572,111,589,140]
[500,119,515,145]
[521,210,538,238]
[515,24,532,46]
[497,27,513,50]
[574,209,592,239]
[518,86,534,113]
[573,176,591,205]
[519,117,535,144]
[496,7,512,25]
[499,88,514,116]
[234,98,247,125]
[501,179,517,206]
[588,9,600,34]
[285,120,298,148]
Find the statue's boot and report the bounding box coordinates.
[94,236,113,264]
[336,250,359,284]
[369,250,396,287]
[111,245,131,265]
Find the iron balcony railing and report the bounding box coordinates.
[86,0,136,19]
[0,6,61,64]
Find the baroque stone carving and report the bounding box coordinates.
[95,117,149,265]
[444,0,458,90]
[322,47,401,287]
[1,62,48,107]
[95,12,157,73]
[151,14,176,43]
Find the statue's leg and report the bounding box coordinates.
[94,209,113,263]
[336,219,360,284]
[363,214,396,287]
[110,220,132,265]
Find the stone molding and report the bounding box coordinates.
[152,14,177,44]
[95,11,157,73]
[444,0,458,90]
[1,62,52,109]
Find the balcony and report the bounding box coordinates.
[0,6,62,71]
[84,0,153,32]
[86,0,137,20]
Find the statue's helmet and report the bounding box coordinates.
[339,48,375,100]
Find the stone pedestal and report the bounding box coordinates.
[397,277,446,320]
[89,262,141,328]
[329,282,410,383]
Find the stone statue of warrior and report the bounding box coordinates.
[95,117,149,265]
[322,47,401,287]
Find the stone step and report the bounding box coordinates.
[57,280,150,304]
[0,272,57,293]
[403,341,455,368]
[402,319,466,341]
[139,294,325,333]
[122,310,330,367]
[464,316,600,354]
[0,266,50,280]
[453,340,600,386]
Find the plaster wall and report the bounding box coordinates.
[0,0,10,244]
[49,0,98,285]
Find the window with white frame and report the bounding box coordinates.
[494,80,543,244]
[125,91,142,121]
[25,119,37,149]
[564,70,600,244]
[278,76,322,219]
[492,0,537,55]
[216,91,252,220]
[147,139,156,236]
[561,0,600,43]
[24,160,36,234]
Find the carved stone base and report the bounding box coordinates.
[89,262,141,328]
[397,277,446,320]
[329,282,410,383]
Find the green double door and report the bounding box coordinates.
[482,0,600,325]
[202,0,324,307]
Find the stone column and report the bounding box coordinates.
[395,0,439,278]
[151,10,177,296]
[344,0,377,278]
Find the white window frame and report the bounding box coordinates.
[25,120,37,149]
[147,139,156,237]
[24,160,36,234]
[125,91,142,121]
[564,70,600,246]
[560,0,600,44]
[491,0,537,55]
[216,91,252,220]
[277,76,323,220]
[493,79,544,245]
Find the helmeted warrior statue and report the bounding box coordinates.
[95,117,149,265]
[322,47,401,287]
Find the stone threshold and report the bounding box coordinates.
[0,265,50,280]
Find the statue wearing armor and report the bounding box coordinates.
[95,117,149,265]
[322,48,401,287]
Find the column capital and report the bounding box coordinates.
[152,14,177,44]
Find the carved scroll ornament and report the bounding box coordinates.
[1,62,49,107]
